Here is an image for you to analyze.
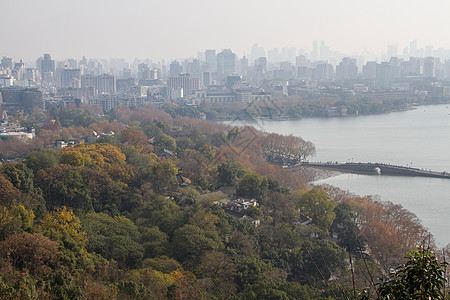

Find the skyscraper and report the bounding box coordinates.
[205,50,217,73]
[423,57,437,78]
[320,41,329,61]
[216,49,236,81]
[336,57,358,80]
[169,61,183,77]
[60,69,81,88]
[410,40,417,57]
[240,56,248,77]
[387,44,398,59]
[311,41,318,62]
[41,54,55,82]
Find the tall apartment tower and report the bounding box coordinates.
[169,61,183,77]
[216,49,236,81]
[205,50,217,73]
[81,74,116,94]
[167,73,200,100]
[311,40,318,62]
[41,54,55,82]
[423,57,438,78]
[387,44,398,59]
[1,57,13,70]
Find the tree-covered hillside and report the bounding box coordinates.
[0,105,447,299]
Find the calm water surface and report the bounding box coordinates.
[224,104,450,246]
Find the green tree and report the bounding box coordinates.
[0,205,35,240]
[153,134,176,153]
[146,160,178,193]
[171,224,221,265]
[134,194,184,236]
[116,280,150,300]
[59,108,99,127]
[142,121,163,138]
[199,144,216,161]
[331,202,364,253]
[82,212,144,268]
[36,165,92,213]
[377,247,448,300]
[44,271,83,300]
[299,240,347,285]
[1,162,34,193]
[235,257,289,299]
[296,189,337,234]
[25,149,60,172]
[217,160,246,187]
[140,226,168,258]
[236,172,269,200]
[96,134,120,146]
[122,146,153,169]
[142,256,182,273]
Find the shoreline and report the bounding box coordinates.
[210,102,447,122]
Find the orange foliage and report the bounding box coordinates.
[317,185,431,269]
[0,174,21,207]
[119,128,149,147]
[169,270,205,300]
[174,117,227,135]
[0,233,60,277]
[112,105,173,125]
[88,121,126,135]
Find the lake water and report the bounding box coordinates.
[223,104,450,247]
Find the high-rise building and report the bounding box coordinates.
[201,72,211,86]
[217,49,236,80]
[256,57,267,73]
[225,75,242,89]
[287,47,297,63]
[205,50,217,73]
[1,57,13,70]
[0,87,43,112]
[250,44,265,62]
[169,61,183,77]
[423,57,438,78]
[362,61,377,79]
[240,56,249,77]
[336,57,358,80]
[60,69,81,88]
[320,41,329,61]
[267,48,278,62]
[296,55,308,67]
[376,62,395,88]
[410,40,417,57]
[41,54,55,81]
[387,44,398,59]
[311,41,318,62]
[81,74,116,94]
[12,60,25,81]
[138,63,151,80]
[424,46,433,57]
[167,73,200,100]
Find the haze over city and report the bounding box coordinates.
[1,0,450,298]
[3,0,450,61]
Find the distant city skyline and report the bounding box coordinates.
[2,0,450,62]
[3,40,450,68]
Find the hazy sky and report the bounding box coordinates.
[2,0,450,61]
